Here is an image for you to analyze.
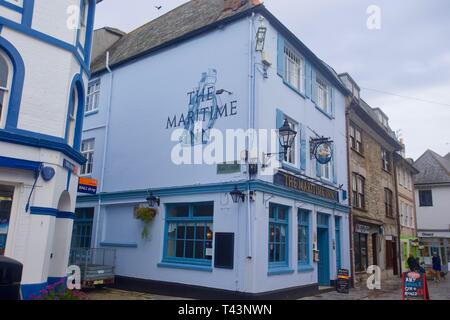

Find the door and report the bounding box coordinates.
[372,233,378,266]
[317,227,330,286]
[71,208,95,249]
[335,217,341,270]
[0,185,14,256]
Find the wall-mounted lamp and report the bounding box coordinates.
[230,186,245,204]
[216,89,233,95]
[146,192,160,207]
[255,26,267,52]
[262,118,298,168]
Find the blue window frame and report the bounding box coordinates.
[163,202,214,266]
[268,203,289,268]
[298,210,310,266]
[335,216,342,269]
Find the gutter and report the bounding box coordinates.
[393,159,403,277]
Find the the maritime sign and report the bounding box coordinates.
[165,69,238,145]
[274,171,339,202]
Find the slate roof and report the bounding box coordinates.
[414,150,450,185]
[91,0,261,74]
[90,0,350,95]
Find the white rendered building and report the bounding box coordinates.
[0,0,99,299]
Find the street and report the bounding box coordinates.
[85,277,449,301]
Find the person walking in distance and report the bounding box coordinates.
[432,252,442,283]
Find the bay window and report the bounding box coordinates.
[164,202,214,266]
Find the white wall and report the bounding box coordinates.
[415,185,450,231]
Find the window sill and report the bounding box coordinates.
[158,262,213,273]
[282,80,306,100]
[100,242,138,248]
[84,110,99,117]
[351,148,365,158]
[382,168,392,175]
[298,265,314,273]
[315,105,334,120]
[282,162,302,175]
[267,267,295,276]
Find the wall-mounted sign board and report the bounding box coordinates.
[78,177,98,195]
[214,233,234,270]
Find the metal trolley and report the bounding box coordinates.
[69,248,116,288]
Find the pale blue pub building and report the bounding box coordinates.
[76,0,352,299]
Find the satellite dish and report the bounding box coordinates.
[41,166,56,182]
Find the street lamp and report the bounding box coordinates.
[230,186,245,204]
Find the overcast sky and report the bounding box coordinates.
[94,0,450,160]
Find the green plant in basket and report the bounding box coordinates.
[135,207,157,239]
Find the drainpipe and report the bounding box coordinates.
[345,101,355,287]
[94,51,114,246]
[246,12,256,260]
[393,156,403,277]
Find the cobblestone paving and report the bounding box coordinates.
[86,277,449,300]
[300,276,450,300]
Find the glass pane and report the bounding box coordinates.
[176,225,185,239]
[185,240,194,258]
[269,224,275,243]
[167,240,176,257]
[168,204,189,217]
[279,225,286,242]
[176,240,184,257]
[0,54,8,87]
[193,203,213,217]
[279,243,285,262]
[196,225,205,240]
[269,205,276,219]
[205,224,213,241]
[278,206,288,221]
[195,241,205,260]
[186,224,195,240]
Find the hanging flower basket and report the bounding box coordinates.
[134,207,157,240]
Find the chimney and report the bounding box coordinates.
[223,0,260,11]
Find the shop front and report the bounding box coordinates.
[0,185,14,256]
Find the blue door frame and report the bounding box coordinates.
[317,213,330,286]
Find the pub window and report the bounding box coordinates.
[0,50,12,129]
[352,173,365,210]
[316,76,329,113]
[381,148,391,172]
[297,210,310,266]
[284,45,304,93]
[354,232,369,272]
[384,188,394,217]
[164,202,214,266]
[282,116,298,165]
[349,123,363,154]
[269,203,290,269]
[419,190,433,207]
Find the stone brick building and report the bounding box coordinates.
[339,73,403,284]
[394,143,419,270]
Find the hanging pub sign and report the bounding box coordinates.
[336,269,351,294]
[402,271,430,300]
[310,137,333,165]
[274,171,339,202]
[78,177,98,195]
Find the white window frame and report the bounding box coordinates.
[85,79,101,113]
[0,50,13,129]
[320,161,332,182]
[80,139,95,176]
[316,77,329,113]
[284,45,304,93]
